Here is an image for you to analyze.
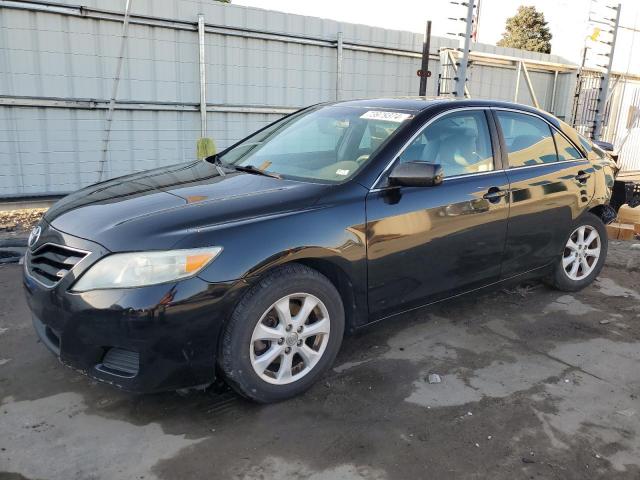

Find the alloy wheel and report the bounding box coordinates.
[562,225,601,281]
[249,293,330,385]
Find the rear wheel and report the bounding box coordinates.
[549,212,607,292]
[220,264,344,403]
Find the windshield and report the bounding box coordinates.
[218,105,413,183]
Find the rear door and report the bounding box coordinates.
[365,108,510,319]
[493,109,596,278]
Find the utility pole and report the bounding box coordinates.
[418,21,432,96]
[454,0,475,98]
[593,3,621,140]
[474,0,481,41]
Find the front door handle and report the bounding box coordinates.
[483,188,508,203]
[575,171,591,183]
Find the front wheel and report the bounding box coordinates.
[549,212,608,292]
[219,264,344,403]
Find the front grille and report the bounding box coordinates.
[97,348,140,378]
[28,243,88,287]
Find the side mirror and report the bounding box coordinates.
[388,161,444,187]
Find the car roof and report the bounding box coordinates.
[329,97,452,112]
[327,97,559,126]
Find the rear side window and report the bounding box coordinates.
[398,110,494,178]
[496,111,557,167]
[552,130,583,161]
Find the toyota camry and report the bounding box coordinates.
[23,98,617,402]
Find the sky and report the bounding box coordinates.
[233,0,640,74]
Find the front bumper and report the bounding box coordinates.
[23,224,249,393]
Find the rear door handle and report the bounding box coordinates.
[483,188,508,203]
[575,171,591,183]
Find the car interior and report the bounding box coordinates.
[398,113,494,177]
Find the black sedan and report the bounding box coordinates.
[23,98,617,402]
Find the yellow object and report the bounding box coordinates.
[197,137,216,159]
[589,27,601,42]
[185,253,216,273]
[617,204,640,225]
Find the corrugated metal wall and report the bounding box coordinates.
[603,77,640,172]
[0,0,582,197]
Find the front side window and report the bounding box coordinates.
[496,111,558,167]
[397,110,494,178]
[219,106,411,183]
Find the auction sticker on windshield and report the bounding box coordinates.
[360,111,413,122]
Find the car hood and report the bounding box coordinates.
[46,161,328,251]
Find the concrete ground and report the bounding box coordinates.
[1,242,639,480]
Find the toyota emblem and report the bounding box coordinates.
[28,225,42,248]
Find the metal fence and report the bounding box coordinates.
[0,0,636,197]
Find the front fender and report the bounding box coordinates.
[190,205,366,282]
[171,184,368,316]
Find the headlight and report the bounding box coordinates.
[72,247,222,291]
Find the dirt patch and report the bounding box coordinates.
[0,208,47,235]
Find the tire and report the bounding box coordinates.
[219,263,344,403]
[548,212,608,292]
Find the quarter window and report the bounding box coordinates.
[496,111,557,167]
[397,110,494,178]
[552,130,583,161]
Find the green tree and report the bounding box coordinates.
[497,6,552,54]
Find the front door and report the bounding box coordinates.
[366,109,510,320]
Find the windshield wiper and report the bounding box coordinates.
[233,165,282,179]
[205,154,227,177]
[206,154,281,179]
